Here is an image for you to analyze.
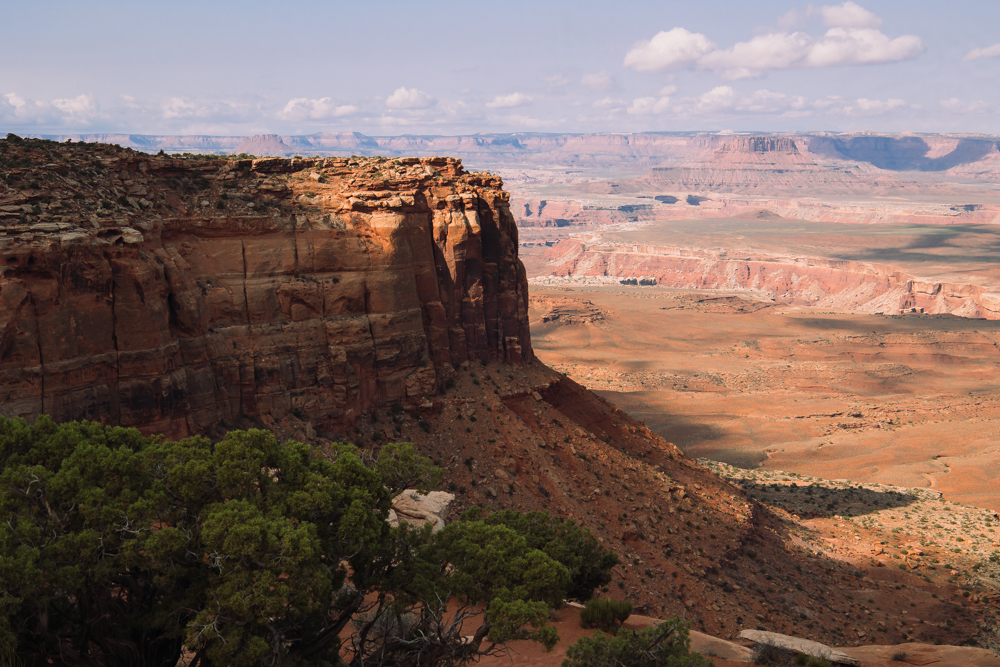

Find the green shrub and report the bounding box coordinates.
[753,639,788,665]
[477,510,620,601]
[796,652,832,667]
[579,598,633,632]
[0,416,618,667]
[562,619,709,667]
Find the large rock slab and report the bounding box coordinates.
[839,643,1000,667]
[739,630,861,666]
[689,630,753,662]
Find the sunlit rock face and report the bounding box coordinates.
[0,140,531,437]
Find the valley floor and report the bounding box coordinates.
[529,285,1000,512]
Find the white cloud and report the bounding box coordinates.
[162,97,197,119]
[739,89,807,113]
[385,87,435,109]
[3,93,27,111]
[1,92,100,126]
[581,71,617,91]
[624,27,716,73]
[941,98,991,113]
[808,95,908,116]
[627,96,672,115]
[699,32,812,73]
[964,43,1000,61]
[695,86,737,112]
[52,94,96,117]
[278,97,359,120]
[592,97,623,109]
[699,28,922,76]
[805,28,922,67]
[821,2,882,28]
[850,97,906,113]
[626,5,921,79]
[486,93,533,109]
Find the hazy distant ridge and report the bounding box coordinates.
[22,131,1000,173]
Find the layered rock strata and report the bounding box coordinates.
[0,139,531,437]
[540,239,1000,318]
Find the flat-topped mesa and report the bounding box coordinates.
[716,136,799,154]
[0,138,530,438]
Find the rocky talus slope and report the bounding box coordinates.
[0,137,529,437]
[0,137,993,651]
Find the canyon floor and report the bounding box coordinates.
[529,285,1000,512]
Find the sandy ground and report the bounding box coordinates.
[529,286,1000,512]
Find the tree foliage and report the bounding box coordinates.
[0,416,619,667]
[562,619,710,667]
[468,508,619,601]
[579,598,633,633]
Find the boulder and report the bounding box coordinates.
[388,490,455,533]
[738,630,860,666]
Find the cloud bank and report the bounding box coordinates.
[625,2,922,80]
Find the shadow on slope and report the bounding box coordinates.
[730,479,918,519]
[809,136,998,172]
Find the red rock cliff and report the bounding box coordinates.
[0,139,531,437]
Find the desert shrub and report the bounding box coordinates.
[474,509,620,600]
[795,652,832,667]
[753,639,789,665]
[579,598,634,632]
[0,416,617,667]
[562,619,709,667]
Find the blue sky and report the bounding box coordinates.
[2,0,999,135]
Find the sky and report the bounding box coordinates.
[2,0,999,137]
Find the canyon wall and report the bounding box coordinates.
[0,139,531,437]
[540,239,1000,318]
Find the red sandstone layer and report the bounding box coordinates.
[0,142,531,437]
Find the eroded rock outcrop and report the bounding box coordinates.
[0,138,531,437]
[539,239,1000,318]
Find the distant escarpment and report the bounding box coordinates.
[615,135,908,196]
[540,239,1000,318]
[0,137,530,438]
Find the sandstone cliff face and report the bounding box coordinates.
[0,139,531,437]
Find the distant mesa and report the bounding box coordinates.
[233,134,291,157]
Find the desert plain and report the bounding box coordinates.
[529,282,1000,510]
[509,133,1000,515]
